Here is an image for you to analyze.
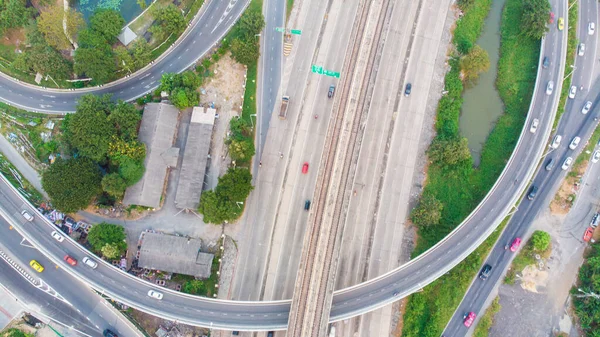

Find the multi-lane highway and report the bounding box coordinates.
[0,0,249,113]
[0,217,143,337]
[444,0,597,334]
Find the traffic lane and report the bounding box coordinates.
[0,180,294,328]
[0,0,249,113]
[0,262,103,337]
[578,0,598,89]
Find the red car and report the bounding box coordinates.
[549,12,555,24]
[302,162,309,174]
[463,311,476,327]
[64,255,77,266]
[510,237,522,252]
[584,227,594,242]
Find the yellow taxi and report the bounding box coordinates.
[558,17,564,31]
[29,260,44,273]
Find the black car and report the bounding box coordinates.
[479,264,492,280]
[103,330,118,337]
[542,56,549,69]
[328,84,335,98]
[527,185,538,200]
[304,200,311,211]
[404,83,412,96]
[232,332,240,336]
[267,332,274,337]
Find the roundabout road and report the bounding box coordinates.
[0,0,249,114]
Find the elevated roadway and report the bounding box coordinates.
[0,0,249,114]
[0,0,568,332]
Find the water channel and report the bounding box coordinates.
[459,0,507,166]
[73,0,151,23]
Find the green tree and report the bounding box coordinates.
[171,87,199,109]
[152,4,185,35]
[137,0,147,10]
[108,138,146,163]
[41,158,102,212]
[118,158,145,185]
[230,38,260,66]
[459,44,490,85]
[108,101,141,140]
[198,190,236,224]
[131,38,152,70]
[101,242,122,259]
[148,24,166,41]
[229,138,255,163]
[521,0,551,40]
[182,280,207,295]
[89,8,125,44]
[1,328,34,337]
[102,173,128,198]
[87,222,127,253]
[215,167,253,203]
[572,243,600,335]
[428,136,472,168]
[0,0,33,34]
[74,41,116,83]
[37,5,85,50]
[410,192,443,227]
[115,46,134,73]
[63,94,116,161]
[530,230,551,251]
[12,36,73,79]
[237,9,265,38]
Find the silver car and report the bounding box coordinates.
[579,43,586,56]
[562,157,573,170]
[546,81,554,95]
[569,136,581,150]
[569,86,577,99]
[551,135,562,149]
[529,118,539,133]
[582,101,592,114]
[148,290,163,300]
[593,150,600,163]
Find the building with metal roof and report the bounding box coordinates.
[123,103,180,209]
[137,232,214,279]
[174,107,215,210]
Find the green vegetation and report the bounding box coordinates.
[473,297,501,337]
[40,94,144,211]
[0,152,45,206]
[0,0,33,34]
[41,157,102,212]
[554,0,577,127]
[148,4,186,41]
[198,167,253,224]
[401,0,540,335]
[572,242,600,335]
[569,120,600,178]
[87,222,127,259]
[37,5,84,50]
[159,71,201,109]
[180,243,221,297]
[521,0,551,40]
[1,328,34,337]
[505,230,551,284]
[286,0,293,21]
[230,5,265,66]
[460,45,490,86]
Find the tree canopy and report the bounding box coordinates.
[87,222,127,257]
[12,26,73,80]
[151,4,185,38]
[428,136,472,168]
[89,8,125,44]
[159,71,201,109]
[459,44,490,85]
[37,5,84,50]
[102,173,128,198]
[198,168,253,224]
[410,191,443,228]
[573,243,600,335]
[0,0,33,34]
[230,9,265,66]
[521,0,551,40]
[63,94,116,162]
[41,157,102,212]
[74,31,116,83]
[530,230,551,251]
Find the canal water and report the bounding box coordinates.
[74,0,151,23]
[459,0,507,166]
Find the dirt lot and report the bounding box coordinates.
[550,164,586,215]
[129,309,210,337]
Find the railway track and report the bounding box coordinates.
[287,0,393,334]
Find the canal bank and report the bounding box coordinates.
[459,0,507,166]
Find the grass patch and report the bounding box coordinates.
[286,0,293,21]
[184,0,205,20]
[401,0,539,335]
[179,239,222,297]
[473,297,501,337]
[0,44,16,63]
[570,123,600,174]
[0,154,45,206]
[554,0,578,128]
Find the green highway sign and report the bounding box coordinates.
[311,65,324,74]
[291,29,302,35]
[275,27,285,32]
[324,70,340,78]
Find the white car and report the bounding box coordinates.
[529,118,539,133]
[546,81,554,95]
[21,210,33,221]
[569,85,577,99]
[51,231,64,242]
[562,157,573,170]
[589,22,596,35]
[82,257,98,269]
[582,101,593,114]
[569,136,581,150]
[551,135,562,149]
[579,43,586,56]
[593,150,600,163]
[148,290,163,300]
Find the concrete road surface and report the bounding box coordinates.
[443,0,598,335]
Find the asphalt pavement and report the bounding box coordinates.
[0,0,249,113]
[443,0,599,335]
[0,217,143,337]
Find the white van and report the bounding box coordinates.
[82,257,98,269]
[21,210,34,221]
